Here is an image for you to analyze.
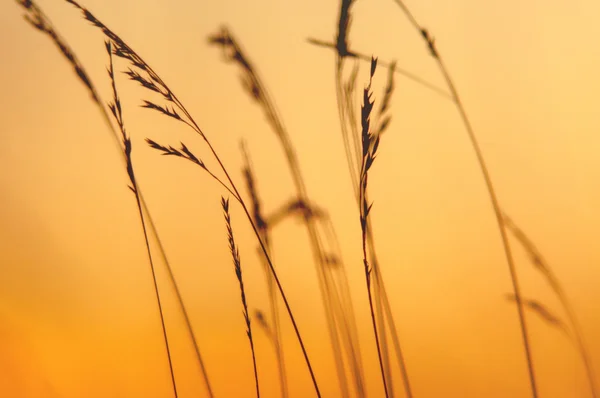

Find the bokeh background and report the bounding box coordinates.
[1,0,599,397]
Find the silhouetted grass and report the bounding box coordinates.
[241,142,288,398]
[17,0,595,397]
[386,3,539,396]
[358,57,390,398]
[208,26,364,397]
[105,40,178,398]
[504,294,571,339]
[58,2,322,393]
[222,197,260,398]
[331,2,414,396]
[17,1,214,396]
[504,214,598,398]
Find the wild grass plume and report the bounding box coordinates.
[209,26,364,397]
[331,2,414,396]
[504,214,598,398]
[106,40,179,398]
[16,1,215,395]
[15,0,596,397]
[64,3,322,393]
[388,1,539,396]
[222,197,260,398]
[358,58,391,398]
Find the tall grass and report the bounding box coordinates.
[222,197,260,398]
[332,1,414,396]
[105,40,179,398]
[504,214,598,398]
[53,2,322,394]
[17,0,597,397]
[16,1,213,395]
[358,58,390,398]
[208,27,364,397]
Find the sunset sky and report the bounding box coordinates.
[1,0,599,397]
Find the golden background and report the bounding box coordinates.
[0,0,599,397]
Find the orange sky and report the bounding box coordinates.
[1,0,599,397]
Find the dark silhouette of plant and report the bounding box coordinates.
[106,40,178,398]
[60,0,323,395]
[358,57,391,398]
[208,26,365,397]
[385,3,538,396]
[222,197,260,398]
[241,142,288,398]
[17,1,214,396]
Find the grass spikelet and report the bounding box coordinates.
[336,0,355,58]
[19,3,215,395]
[222,197,260,398]
[141,100,182,121]
[17,0,98,103]
[30,2,328,396]
[376,61,396,136]
[254,310,274,342]
[505,294,571,339]
[241,143,268,233]
[210,26,360,396]
[242,143,288,398]
[146,138,240,200]
[332,7,413,391]
[65,8,322,388]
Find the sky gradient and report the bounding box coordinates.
[1,0,599,397]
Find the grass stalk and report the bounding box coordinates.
[209,27,364,397]
[60,2,321,393]
[105,41,178,398]
[389,1,538,396]
[222,197,260,398]
[333,2,413,395]
[17,2,215,394]
[504,215,597,398]
[241,142,288,398]
[358,58,390,398]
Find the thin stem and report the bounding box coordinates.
[336,62,361,197]
[137,38,324,397]
[359,63,390,398]
[140,195,214,397]
[222,197,260,398]
[18,3,214,393]
[333,4,412,393]
[232,185,322,397]
[134,185,179,398]
[209,28,361,396]
[318,215,367,395]
[504,215,597,398]
[390,2,538,396]
[369,227,413,397]
[438,40,538,398]
[242,143,288,398]
[157,84,322,395]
